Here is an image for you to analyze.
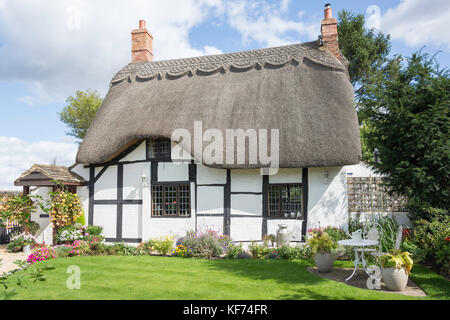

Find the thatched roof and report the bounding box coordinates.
[76,40,361,168]
[15,164,85,186]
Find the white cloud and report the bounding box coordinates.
[370,0,450,48]
[225,0,318,47]
[0,137,77,190]
[0,0,224,105]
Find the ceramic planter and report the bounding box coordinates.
[314,252,335,273]
[382,267,408,291]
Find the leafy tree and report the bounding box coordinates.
[361,52,450,209]
[337,10,391,104]
[59,90,103,141]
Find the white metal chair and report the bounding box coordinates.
[359,224,403,257]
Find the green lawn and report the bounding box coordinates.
[6,256,450,300]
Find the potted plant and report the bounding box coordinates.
[307,230,337,272]
[379,250,413,291]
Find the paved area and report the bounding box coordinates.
[307,266,426,297]
[0,245,28,274]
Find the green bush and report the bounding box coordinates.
[248,242,269,259]
[176,230,230,259]
[323,226,350,242]
[110,243,136,256]
[278,245,310,260]
[225,243,244,259]
[27,221,41,236]
[153,237,174,256]
[84,225,103,237]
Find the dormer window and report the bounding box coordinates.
[146,138,171,159]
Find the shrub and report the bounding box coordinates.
[49,189,83,228]
[27,244,56,264]
[56,226,83,244]
[225,243,244,259]
[177,230,230,259]
[173,244,188,257]
[307,231,337,255]
[379,250,413,275]
[84,225,103,237]
[435,236,450,275]
[374,216,400,253]
[7,232,37,252]
[322,226,350,242]
[54,245,73,258]
[278,245,310,260]
[110,243,136,256]
[153,236,174,256]
[27,221,40,236]
[248,242,269,259]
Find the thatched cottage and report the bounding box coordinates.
[25,5,361,244]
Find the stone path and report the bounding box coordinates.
[0,245,28,274]
[307,266,426,297]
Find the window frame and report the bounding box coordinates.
[151,183,191,218]
[266,183,303,219]
[146,138,172,161]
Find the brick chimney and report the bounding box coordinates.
[131,20,153,63]
[320,4,342,62]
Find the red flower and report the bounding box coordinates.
[445,236,450,243]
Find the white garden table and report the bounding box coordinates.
[338,239,379,282]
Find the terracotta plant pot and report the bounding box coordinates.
[382,267,408,291]
[314,252,335,273]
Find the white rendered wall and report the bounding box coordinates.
[345,162,382,177]
[120,141,146,162]
[94,166,117,200]
[197,164,226,185]
[231,194,262,216]
[122,204,142,238]
[307,166,348,231]
[123,163,148,200]
[197,186,224,214]
[230,217,262,241]
[30,187,53,244]
[231,169,262,192]
[70,163,90,181]
[93,205,117,238]
[158,162,189,182]
[197,216,224,234]
[269,168,302,184]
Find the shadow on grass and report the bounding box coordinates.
[201,258,336,299]
[409,264,450,300]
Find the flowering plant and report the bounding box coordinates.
[56,227,84,243]
[173,244,187,257]
[307,230,337,254]
[379,250,413,274]
[6,232,37,252]
[0,194,45,231]
[49,188,83,228]
[27,244,56,264]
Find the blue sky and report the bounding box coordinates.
[0,0,449,189]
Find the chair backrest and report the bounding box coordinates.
[395,225,403,250]
[366,227,379,241]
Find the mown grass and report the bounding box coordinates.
[6,256,450,300]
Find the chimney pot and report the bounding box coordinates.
[324,3,332,19]
[131,20,153,63]
[321,3,343,63]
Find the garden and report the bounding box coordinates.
[0,183,449,300]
